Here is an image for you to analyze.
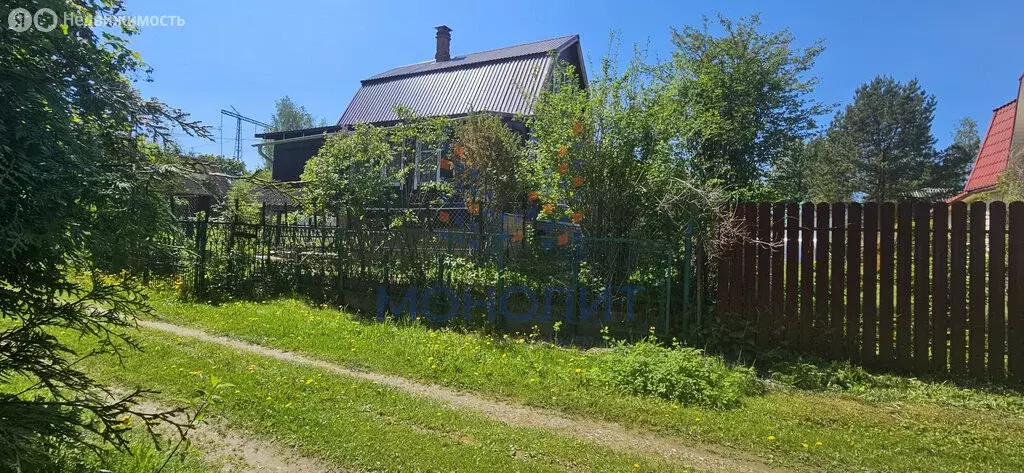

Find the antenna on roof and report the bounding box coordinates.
[220,107,272,160]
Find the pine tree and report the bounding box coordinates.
[829,76,938,202]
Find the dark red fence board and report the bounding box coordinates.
[815,203,831,355]
[913,202,931,375]
[879,203,896,365]
[1009,202,1024,382]
[949,202,968,377]
[743,203,758,325]
[800,203,815,352]
[847,203,863,361]
[757,203,771,347]
[830,203,846,358]
[771,203,785,345]
[989,202,1006,380]
[969,202,987,378]
[931,203,949,374]
[862,203,879,364]
[785,203,800,346]
[896,203,913,372]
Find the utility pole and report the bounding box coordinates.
[220,107,272,160]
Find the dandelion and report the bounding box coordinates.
[815,441,823,447]
[633,464,640,470]
[574,368,583,374]
[768,435,776,441]
[802,443,809,449]
[305,378,314,385]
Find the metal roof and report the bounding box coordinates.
[338,35,580,126]
[964,99,1016,193]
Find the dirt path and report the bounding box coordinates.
[130,399,349,473]
[140,320,791,473]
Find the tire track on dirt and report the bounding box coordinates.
[140,320,792,473]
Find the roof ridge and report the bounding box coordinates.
[993,98,1017,111]
[453,34,577,59]
[363,34,578,83]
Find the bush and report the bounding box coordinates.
[593,338,761,409]
[768,360,874,391]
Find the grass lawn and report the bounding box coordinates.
[65,326,703,473]
[147,294,1024,473]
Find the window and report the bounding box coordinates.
[414,140,440,188]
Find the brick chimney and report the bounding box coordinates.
[435,25,452,62]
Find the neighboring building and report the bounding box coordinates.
[950,74,1024,202]
[255,26,587,188]
[170,166,234,217]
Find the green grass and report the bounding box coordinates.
[65,326,702,473]
[147,294,1024,472]
[0,376,215,473]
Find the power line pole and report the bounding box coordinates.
[220,107,272,160]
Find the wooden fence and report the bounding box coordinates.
[716,201,1024,382]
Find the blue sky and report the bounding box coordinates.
[127,0,1024,170]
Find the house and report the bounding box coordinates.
[950,73,1024,202]
[254,26,587,190]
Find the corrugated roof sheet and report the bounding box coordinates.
[963,100,1017,193]
[338,35,579,126]
[364,35,577,82]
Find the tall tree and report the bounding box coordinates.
[263,96,327,169]
[923,117,980,198]
[1,0,209,467]
[269,96,324,132]
[655,14,830,190]
[829,76,938,202]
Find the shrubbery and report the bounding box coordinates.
[593,337,762,408]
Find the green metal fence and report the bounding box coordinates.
[175,217,679,342]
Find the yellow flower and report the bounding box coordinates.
[574,368,583,373]
[815,441,823,447]
[767,435,776,441]
[802,443,809,449]
[633,464,640,470]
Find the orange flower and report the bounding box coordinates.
[572,176,584,188]
[571,211,584,223]
[467,203,480,215]
[558,162,568,174]
[512,231,524,242]
[557,233,569,246]
[439,211,450,223]
[543,203,554,215]
[558,145,569,158]
[572,121,583,136]
[454,144,465,158]
[528,191,539,202]
[439,158,452,170]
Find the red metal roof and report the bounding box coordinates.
[963,100,1017,193]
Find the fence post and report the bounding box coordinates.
[194,212,209,298]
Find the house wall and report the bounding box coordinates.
[271,137,327,182]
